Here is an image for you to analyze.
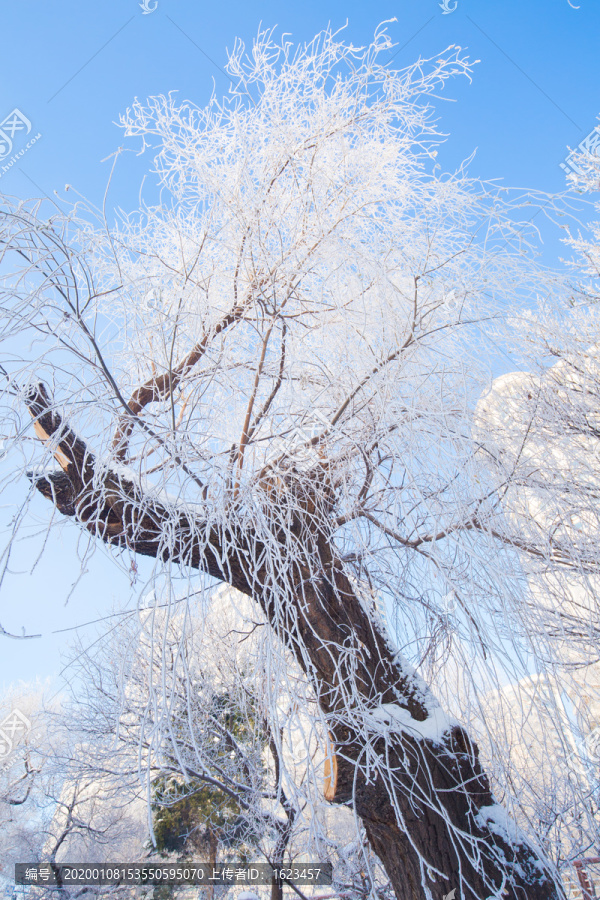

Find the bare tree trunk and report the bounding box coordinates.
[206,826,218,900]
[25,384,565,900]
[268,734,295,900]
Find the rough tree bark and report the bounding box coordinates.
[24,383,564,900]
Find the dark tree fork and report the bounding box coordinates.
[26,383,564,900]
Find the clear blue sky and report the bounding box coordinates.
[1,0,599,696]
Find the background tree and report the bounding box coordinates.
[0,24,579,900]
[0,684,144,900]
[0,686,50,894]
[148,683,270,900]
[50,592,329,900]
[150,689,263,900]
[466,142,600,885]
[151,690,266,866]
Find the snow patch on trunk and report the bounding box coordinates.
[366,701,454,743]
[475,803,521,845]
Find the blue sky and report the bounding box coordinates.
[1,0,599,696]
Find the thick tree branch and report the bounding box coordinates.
[112,307,243,460]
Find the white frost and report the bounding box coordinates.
[366,702,454,743]
[475,804,521,845]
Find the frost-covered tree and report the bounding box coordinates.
[41,589,372,900]
[58,600,297,872]
[150,690,267,863]
[0,687,50,891]
[0,685,149,900]
[472,144,600,670]
[468,142,600,879]
[0,25,572,900]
